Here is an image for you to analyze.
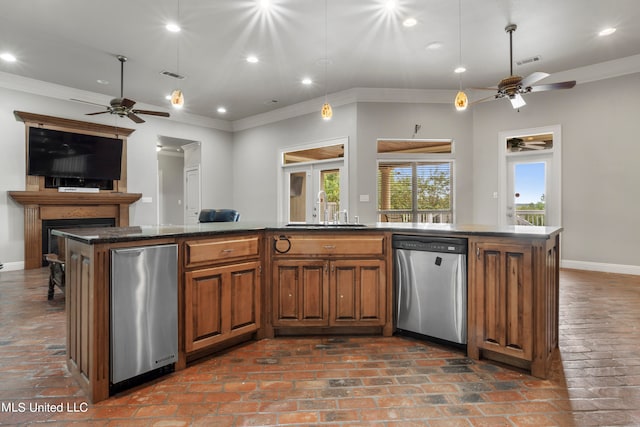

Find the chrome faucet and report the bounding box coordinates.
[317,190,328,224]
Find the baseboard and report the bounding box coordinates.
[0,261,26,272]
[561,259,640,276]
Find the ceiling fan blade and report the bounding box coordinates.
[86,111,110,116]
[469,87,498,91]
[127,112,145,123]
[133,110,170,117]
[120,98,136,108]
[529,80,576,92]
[510,93,526,109]
[71,98,108,107]
[523,144,545,150]
[520,72,550,88]
[469,94,498,106]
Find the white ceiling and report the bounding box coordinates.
[1,0,640,122]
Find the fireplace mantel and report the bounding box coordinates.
[9,191,141,269]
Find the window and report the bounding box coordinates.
[376,140,454,223]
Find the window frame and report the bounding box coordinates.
[376,139,456,224]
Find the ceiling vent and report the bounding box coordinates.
[160,70,185,79]
[516,55,542,66]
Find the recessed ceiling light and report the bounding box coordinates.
[384,0,397,11]
[454,66,466,74]
[425,42,443,50]
[302,77,313,85]
[0,52,17,62]
[246,55,259,63]
[96,79,109,85]
[403,17,417,27]
[258,0,270,8]
[217,106,227,114]
[598,27,616,37]
[166,23,181,33]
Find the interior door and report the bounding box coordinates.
[184,165,201,225]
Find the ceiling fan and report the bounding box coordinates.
[507,137,549,151]
[472,24,576,109]
[75,55,170,123]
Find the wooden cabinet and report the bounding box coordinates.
[272,260,329,326]
[183,235,262,354]
[269,233,391,334]
[467,233,560,378]
[330,259,386,326]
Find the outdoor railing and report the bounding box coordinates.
[515,210,545,226]
[378,210,453,224]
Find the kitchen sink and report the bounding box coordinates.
[285,223,367,228]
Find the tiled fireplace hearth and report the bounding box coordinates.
[8,192,141,269]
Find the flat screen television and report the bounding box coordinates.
[28,127,123,181]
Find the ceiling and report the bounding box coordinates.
[1,0,640,122]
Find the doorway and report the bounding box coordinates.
[279,138,348,224]
[157,136,200,225]
[498,125,561,227]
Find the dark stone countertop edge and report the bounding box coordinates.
[52,222,563,245]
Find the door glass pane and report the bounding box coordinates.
[514,162,546,226]
[321,169,340,220]
[289,172,306,222]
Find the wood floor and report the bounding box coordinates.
[0,267,639,426]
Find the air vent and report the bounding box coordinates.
[516,55,542,66]
[160,70,185,79]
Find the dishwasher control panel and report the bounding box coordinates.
[392,236,467,254]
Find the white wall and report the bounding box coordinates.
[0,86,233,268]
[472,72,640,270]
[232,103,357,221]
[356,102,474,224]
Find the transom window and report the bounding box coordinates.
[376,140,454,223]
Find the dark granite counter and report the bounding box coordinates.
[52,221,562,245]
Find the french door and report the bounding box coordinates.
[282,160,345,224]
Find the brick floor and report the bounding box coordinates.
[0,267,639,426]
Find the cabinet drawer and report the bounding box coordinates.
[185,236,260,267]
[274,234,384,257]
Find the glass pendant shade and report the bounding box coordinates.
[171,89,184,107]
[454,90,468,111]
[321,102,333,120]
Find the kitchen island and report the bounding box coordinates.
[54,222,561,403]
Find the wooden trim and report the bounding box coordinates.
[14,110,135,137]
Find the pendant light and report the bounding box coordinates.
[454,0,468,111]
[321,0,332,120]
[170,0,184,108]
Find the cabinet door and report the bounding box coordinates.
[472,240,533,361]
[272,260,328,326]
[185,261,261,352]
[329,259,386,326]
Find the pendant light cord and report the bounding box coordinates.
[324,0,328,101]
[458,0,463,90]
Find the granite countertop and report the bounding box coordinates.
[52,221,562,245]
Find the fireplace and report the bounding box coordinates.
[8,191,142,269]
[42,218,116,265]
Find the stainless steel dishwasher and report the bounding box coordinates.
[110,244,178,385]
[393,235,467,345]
